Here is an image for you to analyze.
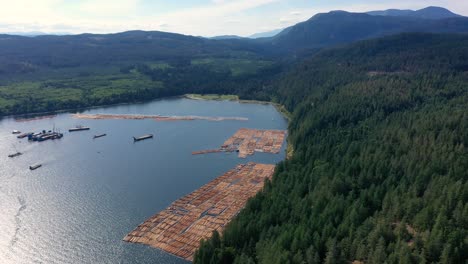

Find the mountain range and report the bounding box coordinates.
[0,6,467,75]
[367,6,461,19]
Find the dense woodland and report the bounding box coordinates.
[1,10,468,116]
[194,33,468,263]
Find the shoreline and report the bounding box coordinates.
[0,95,184,121]
[1,93,294,158]
[183,93,294,158]
[183,94,292,121]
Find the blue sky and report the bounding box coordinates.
[0,0,467,36]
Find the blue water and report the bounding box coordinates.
[0,98,287,264]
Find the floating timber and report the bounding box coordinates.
[69,125,90,132]
[29,164,42,170]
[193,128,287,158]
[123,162,275,261]
[191,149,224,155]
[93,133,107,139]
[133,134,153,142]
[72,113,248,122]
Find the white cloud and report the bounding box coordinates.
[0,0,467,36]
[79,0,140,17]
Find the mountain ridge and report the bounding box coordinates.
[367,6,462,19]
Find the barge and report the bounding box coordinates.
[17,132,33,139]
[133,134,153,142]
[8,152,23,158]
[29,164,42,170]
[69,125,90,132]
[93,133,107,139]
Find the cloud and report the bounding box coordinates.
[78,0,140,17]
[0,0,467,36]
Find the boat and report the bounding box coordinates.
[17,132,33,139]
[28,130,63,142]
[12,130,21,134]
[69,125,90,132]
[93,133,107,139]
[133,134,154,142]
[8,152,22,158]
[29,164,42,170]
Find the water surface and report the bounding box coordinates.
[0,98,287,264]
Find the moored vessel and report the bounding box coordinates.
[133,134,153,141]
[29,164,42,170]
[93,133,107,139]
[8,152,22,158]
[69,125,90,132]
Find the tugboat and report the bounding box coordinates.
[8,144,23,158]
[133,134,153,142]
[29,164,42,170]
[93,133,107,139]
[69,125,90,132]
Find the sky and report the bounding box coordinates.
[0,0,467,37]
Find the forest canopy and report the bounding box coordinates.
[194,33,468,264]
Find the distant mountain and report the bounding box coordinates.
[269,10,468,53]
[1,7,468,71]
[2,31,71,37]
[209,35,244,40]
[0,30,266,73]
[249,28,283,39]
[367,6,462,19]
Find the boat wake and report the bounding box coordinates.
[10,196,26,247]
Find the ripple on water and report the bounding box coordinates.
[0,99,287,264]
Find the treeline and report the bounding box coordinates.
[0,59,284,116]
[194,33,468,263]
[132,61,284,100]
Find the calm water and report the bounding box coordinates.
[0,98,287,264]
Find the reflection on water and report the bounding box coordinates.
[0,98,287,264]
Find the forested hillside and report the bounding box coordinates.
[269,11,468,53]
[1,8,468,117]
[194,33,468,263]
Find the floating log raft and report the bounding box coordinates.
[72,113,248,122]
[123,162,275,261]
[191,149,224,155]
[193,128,287,158]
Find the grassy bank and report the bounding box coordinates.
[184,94,239,101]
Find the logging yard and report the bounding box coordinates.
[123,163,276,261]
[192,128,287,158]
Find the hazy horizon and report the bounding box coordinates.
[0,0,467,37]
